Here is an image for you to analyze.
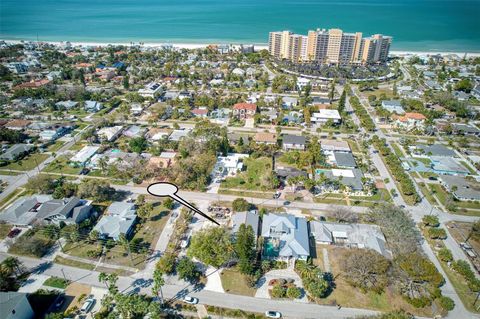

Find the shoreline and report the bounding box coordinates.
[3,39,480,57]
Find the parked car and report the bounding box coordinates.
[7,228,21,238]
[55,295,65,309]
[80,298,95,313]
[273,192,281,199]
[283,201,290,206]
[183,296,198,304]
[265,311,282,318]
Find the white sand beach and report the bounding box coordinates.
[3,39,480,56]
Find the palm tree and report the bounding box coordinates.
[152,269,165,304]
[1,257,23,277]
[98,272,109,289]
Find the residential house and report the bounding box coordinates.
[439,175,480,201]
[393,112,426,131]
[70,145,100,167]
[123,125,146,138]
[138,82,162,98]
[89,150,142,170]
[316,168,365,194]
[39,126,69,142]
[231,211,260,239]
[232,103,257,119]
[0,195,51,227]
[320,140,351,153]
[191,107,209,118]
[212,153,249,179]
[169,128,191,142]
[311,110,342,125]
[130,103,143,115]
[0,292,35,319]
[333,152,357,168]
[410,144,456,157]
[0,144,33,161]
[254,132,277,145]
[310,221,391,258]
[275,167,308,184]
[5,119,31,131]
[36,197,93,225]
[472,85,480,100]
[282,134,306,151]
[94,202,137,240]
[97,126,123,142]
[13,79,51,90]
[381,100,405,114]
[261,213,310,261]
[55,100,78,109]
[452,123,480,136]
[146,128,170,141]
[430,156,470,176]
[282,96,298,109]
[84,100,103,112]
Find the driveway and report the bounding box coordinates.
[255,268,307,302]
[204,266,225,293]
[18,273,50,293]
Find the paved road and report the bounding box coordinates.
[0,253,377,319]
[112,184,368,214]
[351,85,480,318]
[0,126,91,203]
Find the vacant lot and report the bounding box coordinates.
[2,153,50,171]
[44,155,82,175]
[222,157,274,191]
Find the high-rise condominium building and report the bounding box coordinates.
[269,28,392,65]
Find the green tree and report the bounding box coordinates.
[188,227,234,268]
[176,257,200,283]
[286,286,302,299]
[234,224,256,274]
[271,283,287,298]
[232,198,251,212]
[438,248,453,263]
[422,215,439,227]
[163,198,175,209]
[439,296,455,311]
[129,137,148,154]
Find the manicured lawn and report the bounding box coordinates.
[132,203,171,249]
[0,188,24,210]
[220,268,256,297]
[218,189,274,199]
[418,183,438,206]
[222,157,274,191]
[69,142,87,151]
[44,156,82,175]
[47,141,65,152]
[412,157,432,166]
[2,153,50,171]
[0,170,21,176]
[43,276,70,289]
[54,256,95,270]
[391,143,404,157]
[460,161,476,175]
[0,223,12,240]
[347,140,360,153]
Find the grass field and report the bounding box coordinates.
[44,156,81,175]
[220,268,256,297]
[2,153,50,171]
[54,256,95,270]
[43,276,70,289]
[47,141,66,152]
[222,157,274,191]
[0,223,12,240]
[0,188,24,210]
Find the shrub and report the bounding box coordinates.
[271,283,287,298]
[439,296,455,311]
[422,215,440,227]
[232,198,251,212]
[438,248,453,263]
[286,286,302,299]
[427,227,447,240]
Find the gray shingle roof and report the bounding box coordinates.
[333,152,357,168]
[283,134,306,145]
[0,292,30,319]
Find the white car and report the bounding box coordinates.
[183,296,198,304]
[265,311,282,318]
[80,298,95,313]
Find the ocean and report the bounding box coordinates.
[1,0,479,52]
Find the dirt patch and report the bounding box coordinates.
[64,282,91,312]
